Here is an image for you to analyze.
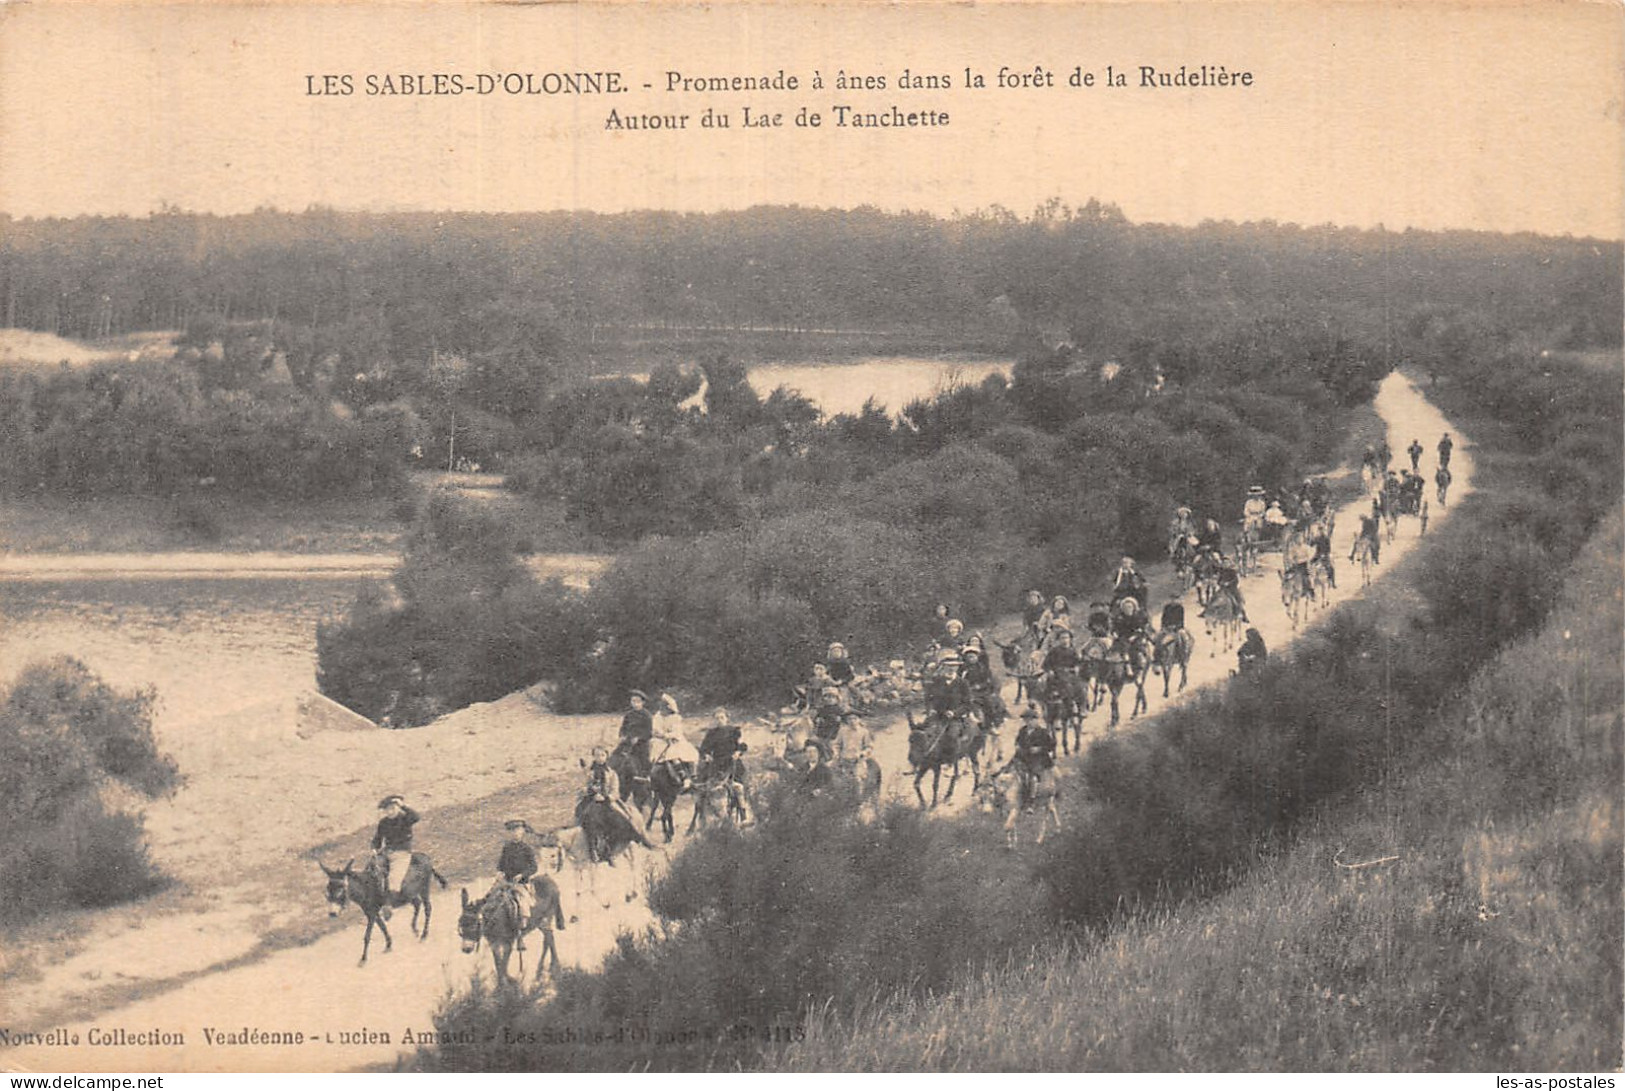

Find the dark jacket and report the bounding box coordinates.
[699,725,746,769]
[1238,633,1268,670]
[1043,645,1079,674]
[1160,603,1185,630]
[801,762,835,794]
[584,761,617,801]
[1015,723,1056,770]
[618,707,653,744]
[826,658,856,686]
[1112,609,1150,642]
[1112,570,1148,604]
[498,840,538,883]
[1086,606,1112,637]
[961,657,997,693]
[372,807,419,852]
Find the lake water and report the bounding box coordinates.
[0,577,370,745]
[620,354,1014,417]
[1,356,999,738]
[745,356,1012,416]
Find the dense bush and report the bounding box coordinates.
[318,493,595,726]
[0,658,178,924]
[0,361,411,499]
[569,512,1004,710]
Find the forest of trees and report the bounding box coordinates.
[2,204,1618,362]
[2,204,1617,504]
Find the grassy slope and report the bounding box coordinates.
[778,513,1623,1071]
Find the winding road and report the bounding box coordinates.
[0,373,1472,1073]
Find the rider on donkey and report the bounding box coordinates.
[483,819,538,932]
[1352,504,1382,566]
[1284,530,1316,600]
[1243,485,1268,533]
[579,745,639,827]
[372,794,420,896]
[1111,556,1148,608]
[699,707,748,782]
[961,644,1006,728]
[1159,598,1186,639]
[652,694,699,791]
[1012,705,1057,809]
[1021,589,1048,641]
[1085,600,1113,639]
[1167,506,1196,559]
[1042,626,1081,683]
[824,642,856,687]
[1111,595,1153,649]
[1199,516,1224,554]
[1309,519,1337,588]
[1207,552,1249,622]
[698,707,750,819]
[812,685,847,756]
[617,690,654,780]
[833,710,874,773]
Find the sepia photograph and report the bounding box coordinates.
[0,0,1620,1075]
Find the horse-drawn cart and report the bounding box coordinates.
[1239,517,1294,574]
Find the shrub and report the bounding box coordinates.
[0,658,176,924]
[318,495,596,725]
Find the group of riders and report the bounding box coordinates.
[363,434,1459,933]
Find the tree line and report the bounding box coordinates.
[2,204,1617,359]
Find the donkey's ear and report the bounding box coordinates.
[343,858,355,874]
[317,860,335,877]
[460,888,470,907]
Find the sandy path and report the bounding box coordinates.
[0,373,1471,1072]
[0,552,608,586]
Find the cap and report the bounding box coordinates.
[1021,705,1043,721]
[628,689,649,702]
[378,794,404,809]
[504,819,531,831]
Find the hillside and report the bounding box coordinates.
[776,512,1623,1070]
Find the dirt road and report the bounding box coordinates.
[0,373,1471,1073]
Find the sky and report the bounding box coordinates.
[1,1,1621,238]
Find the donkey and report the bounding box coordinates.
[319,853,447,965]
[458,876,565,985]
